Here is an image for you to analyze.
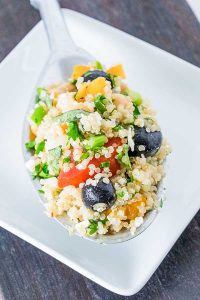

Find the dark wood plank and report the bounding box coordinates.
[0,0,200,299]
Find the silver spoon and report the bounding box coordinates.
[27,0,164,244]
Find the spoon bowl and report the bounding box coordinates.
[26,0,165,244]
[38,51,93,86]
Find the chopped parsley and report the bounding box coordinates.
[80,151,90,161]
[25,140,35,151]
[67,121,83,141]
[116,144,131,169]
[35,140,45,155]
[87,220,98,235]
[31,105,46,125]
[70,79,77,85]
[95,61,103,70]
[32,164,41,179]
[127,172,134,183]
[63,157,71,164]
[94,94,107,114]
[39,163,51,178]
[133,105,140,117]
[38,189,45,194]
[87,218,108,235]
[122,89,143,106]
[84,135,108,151]
[113,124,123,132]
[32,163,51,179]
[100,218,108,225]
[117,191,125,198]
[121,90,128,96]
[108,74,116,88]
[100,161,110,168]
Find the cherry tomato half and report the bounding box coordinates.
[58,137,121,188]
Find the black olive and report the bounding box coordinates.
[83,70,112,86]
[82,178,116,212]
[129,127,162,157]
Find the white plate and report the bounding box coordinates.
[0,9,200,296]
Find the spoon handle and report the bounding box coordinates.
[30,0,77,54]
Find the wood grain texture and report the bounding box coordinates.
[0,0,200,299]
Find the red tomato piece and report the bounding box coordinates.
[58,137,122,188]
[58,167,90,188]
[105,137,122,150]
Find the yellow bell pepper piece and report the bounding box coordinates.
[86,77,106,96]
[71,65,90,80]
[107,64,126,79]
[75,82,88,102]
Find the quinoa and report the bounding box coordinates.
[25,61,171,238]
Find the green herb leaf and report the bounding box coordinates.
[63,157,71,164]
[121,90,128,96]
[31,105,46,125]
[54,109,89,124]
[122,88,143,106]
[39,163,51,178]
[100,218,108,225]
[48,146,62,176]
[133,105,140,117]
[25,140,35,151]
[87,218,108,235]
[160,198,164,208]
[35,140,45,155]
[87,219,98,235]
[95,61,103,70]
[100,161,110,168]
[67,121,83,141]
[127,172,134,183]
[113,124,122,132]
[116,144,131,169]
[32,164,41,179]
[117,191,125,198]
[94,94,107,114]
[32,163,52,179]
[80,152,90,161]
[107,74,116,88]
[35,95,40,103]
[70,79,77,85]
[38,189,45,194]
[36,88,52,108]
[84,135,108,151]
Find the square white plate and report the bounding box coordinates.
[0,9,200,296]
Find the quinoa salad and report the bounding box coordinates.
[25,61,171,237]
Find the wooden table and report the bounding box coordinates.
[0,1,200,299]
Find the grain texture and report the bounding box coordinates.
[0,0,200,299]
